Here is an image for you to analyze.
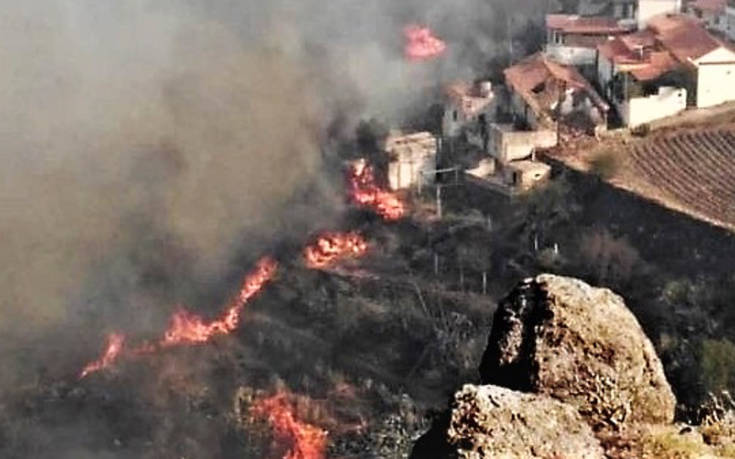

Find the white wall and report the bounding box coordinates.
[696,61,735,108]
[638,0,681,28]
[620,86,687,126]
[490,126,557,163]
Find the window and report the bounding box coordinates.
[452,110,458,121]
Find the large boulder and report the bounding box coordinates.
[411,384,604,458]
[479,274,675,428]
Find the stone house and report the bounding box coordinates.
[442,80,496,151]
[504,52,609,134]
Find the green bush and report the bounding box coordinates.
[701,338,735,395]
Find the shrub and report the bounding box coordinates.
[700,339,735,395]
[578,228,640,287]
[589,149,620,180]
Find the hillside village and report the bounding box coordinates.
[377,0,735,235]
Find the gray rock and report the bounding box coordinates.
[413,384,604,459]
[479,274,676,428]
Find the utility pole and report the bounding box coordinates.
[436,184,443,218]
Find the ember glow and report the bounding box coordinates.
[79,333,125,379]
[251,391,328,459]
[404,25,447,61]
[304,232,368,269]
[348,161,405,220]
[79,257,277,378]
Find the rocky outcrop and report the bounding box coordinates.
[479,274,675,428]
[445,384,604,458]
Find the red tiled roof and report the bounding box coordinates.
[546,14,631,34]
[504,53,608,117]
[648,15,726,62]
[597,30,679,81]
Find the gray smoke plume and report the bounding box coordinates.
[0,0,547,389]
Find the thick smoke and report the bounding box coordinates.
[0,0,545,387]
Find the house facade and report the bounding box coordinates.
[648,14,735,108]
[442,81,496,151]
[505,53,609,134]
[545,14,634,77]
[577,0,681,28]
[383,132,438,191]
[597,30,688,126]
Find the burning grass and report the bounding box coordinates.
[348,160,405,221]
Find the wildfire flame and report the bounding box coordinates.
[79,333,125,379]
[251,391,328,459]
[348,161,405,220]
[303,232,368,269]
[404,25,447,61]
[162,257,277,346]
[79,257,277,378]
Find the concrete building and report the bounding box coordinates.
[649,14,735,108]
[545,14,634,72]
[638,0,683,28]
[577,0,681,28]
[597,29,688,126]
[383,131,438,191]
[488,124,558,164]
[504,53,609,134]
[596,14,735,125]
[442,80,496,151]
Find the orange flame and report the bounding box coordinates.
[251,391,328,459]
[79,257,277,378]
[303,232,368,269]
[348,161,405,220]
[404,25,447,61]
[162,257,277,346]
[79,332,126,378]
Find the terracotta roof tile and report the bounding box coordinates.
[546,14,631,34]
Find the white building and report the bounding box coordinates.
[637,0,682,28]
[384,131,438,191]
[649,14,735,108]
[597,30,688,126]
[577,0,681,28]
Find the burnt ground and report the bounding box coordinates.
[0,211,500,459]
[4,157,735,458]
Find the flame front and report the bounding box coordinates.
[304,232,368,269]
[348,161,405,221]
[79,333,126,378]
[79,257,277,378]
[404,25,447,61]
[251,391,327,459]
[162,257,277,346]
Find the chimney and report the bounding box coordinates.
[479,81,493,98]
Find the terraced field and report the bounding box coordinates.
[624,129,735,231]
